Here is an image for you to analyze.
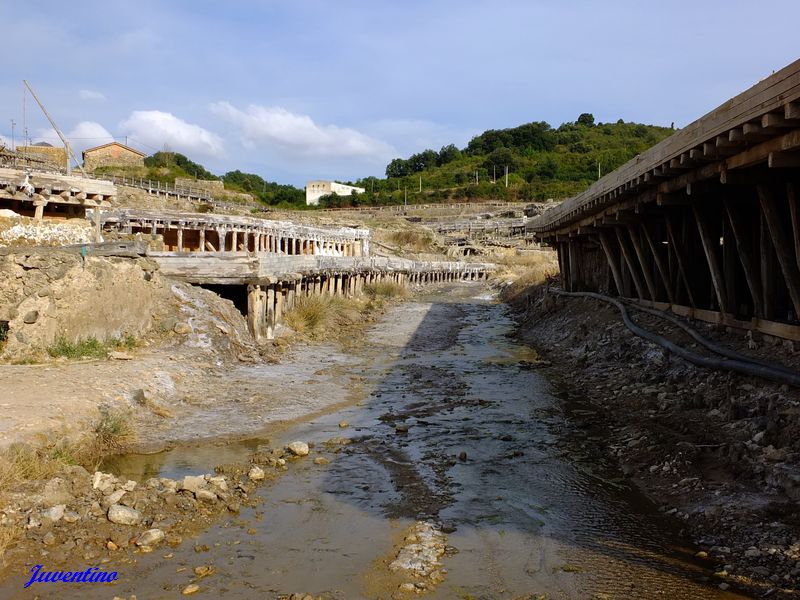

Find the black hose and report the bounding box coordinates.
[550,289,800,388]
[618,298,799,377]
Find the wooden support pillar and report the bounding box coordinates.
[640,221,675,304]
[247,284,264,341]
[758,184,800,319]
[177,227,183,252]
[626,224,658,301]
[665,215,696,308]
[275,283,284,324]
[615,227,646,299]
[266,285,276,340]
[598,231,625,297]
[724,199,764,318]
[788,183,800,272]
[286,281,296,311]
[199,229,206,253]
[761,211,777,320]
[693,205,729,314]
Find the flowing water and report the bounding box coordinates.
[12,284,747,599]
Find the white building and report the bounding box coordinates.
[305,180,365,206]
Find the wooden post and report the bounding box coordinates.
[665,215,696,308]
[761,210,777,320]
[692,205,729,314]
[598,231,625,297]
[640,221,675,304]
[614,227,646,299]
[199,229,205,253]
[626,224,658,301]
[788,183,800,272]
[177,227,183,252]
[758,184,800,319]
[723,199,764,318]
[247,284,263,341]
[266,285,276,340]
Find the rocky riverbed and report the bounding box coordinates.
[0,283,769,598]
[513,286,800,598]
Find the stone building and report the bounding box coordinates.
[82,142,145,172]
[15,142,68,170]
[305,180,365,206]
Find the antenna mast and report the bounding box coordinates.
[22,80,87,177]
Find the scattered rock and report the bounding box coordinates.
[194,565,214,578]
[248,466,265,481]
[22,310,39,324]
[196,489,217,502]
[182,584,200,595]
[180,475,207,494]
[42,504,65,523]
[313,457,330,466]
[395,423,410,433]
[287,441,310,456]
[136,529,165,547]
[339,420,349,428]
[107,504,141,526]
[109,351,133,360]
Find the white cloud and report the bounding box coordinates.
[79,89,106,102]
[210,101,393,160]
[34,121,115,156]
[120,111,224,157]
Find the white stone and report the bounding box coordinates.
[196,489,217,502]
[248,466,265,481]
[179,475,206,494]
[208,476,228,492]
[136,528,165,547]
[42,504,65,523]
[105,489,126,506]
[107,504,141,525]
[92,472,117,494]
[287,441,310,456]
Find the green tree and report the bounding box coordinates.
[577,113,595,127]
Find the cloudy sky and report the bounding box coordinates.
[0,1,797,186]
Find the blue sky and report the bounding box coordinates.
[1,1,797,186]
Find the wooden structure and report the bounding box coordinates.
[101,209,371,257]
[0,167,114,228]
[529,58,800,340]
[149,252,492,341]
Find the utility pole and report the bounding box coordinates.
[404,186,407,207]
[475,171,479,185]
[505,165,508,188]
[10,120,15,151]
[598,160,601,180]
[23,80,87,177]
[493,165,496,183]
[419,176,422,193]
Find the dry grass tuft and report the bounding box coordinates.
[0,522,21,564]
[490,250,560,303]
[0,409,134,492]
[364,281,409,300]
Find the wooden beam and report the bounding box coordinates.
[789,183,800,273]
[692,205,729,314]
[615,227,646,300]
[763,113,793,129]
[757,184,800,319]
[627,224,659,301]
[723,199,765,318]
[641,221,675,305]
[768,151,800,168]
[761,210,776,320]
[785,101,800,120]
[665,214,696,308]
[598,231,625,297]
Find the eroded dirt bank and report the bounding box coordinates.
[513,286,800,597]
[0,284,756,599]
